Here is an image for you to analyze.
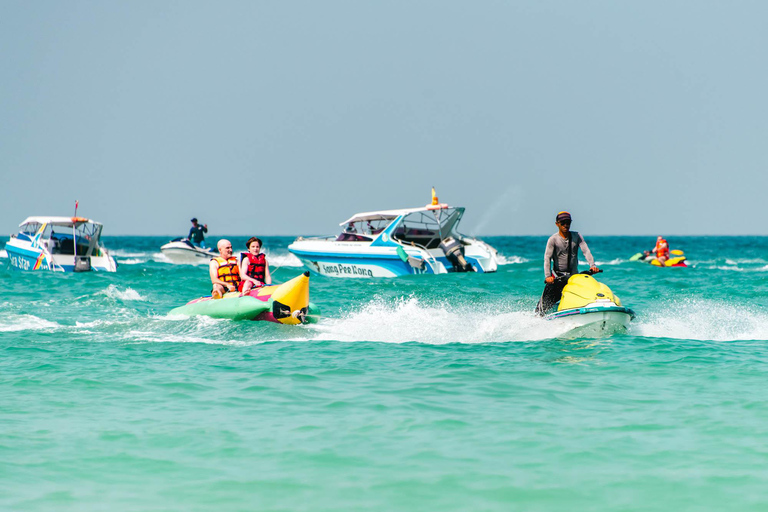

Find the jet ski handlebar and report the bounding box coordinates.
[554,268,602,281]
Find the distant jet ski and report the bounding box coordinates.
[160,237,214,264]
[629,250,687,267]
[541,270,635,338]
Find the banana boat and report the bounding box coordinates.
[170,272,320,324]
[544,271,634,338]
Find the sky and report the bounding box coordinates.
[1,1,766,237]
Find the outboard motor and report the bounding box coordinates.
[439,236,474,272]
[74,256,92,272]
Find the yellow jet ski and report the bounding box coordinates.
[544,270,635,337]
[630,249,688,267]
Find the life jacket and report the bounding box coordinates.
[243,252,267,282]
[213,256,241,285]
[656,244,670,259]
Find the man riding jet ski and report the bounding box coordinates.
[535,211,633,337]
[629,236,687,267]
[536,211,599,315]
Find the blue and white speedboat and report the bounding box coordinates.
[288,195,499,278]
[5,216,117,272]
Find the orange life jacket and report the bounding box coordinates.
[213,256,241,286]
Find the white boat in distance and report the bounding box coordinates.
[288,193,499,278]
[160,238,214,264]
[5,216,117,272]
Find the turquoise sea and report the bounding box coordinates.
[2,235,767,511]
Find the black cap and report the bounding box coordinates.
[191,218,198,223]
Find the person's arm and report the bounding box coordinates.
[578,234,598,271]
[210,260,223,286]
[264,259,272,285]
[544,237,555,281]
[189,227,195,239]
[239,257,251,283]
[202,224,208,234]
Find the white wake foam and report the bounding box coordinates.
[309,296,565,344]
[100,285,146,301]
[118,258,146,265]
[497,254,528,265]
[0,250,7,259]
[266,251,303,268]
[109,249,147,258]
[0,314,60,332]
[633,299,768,341]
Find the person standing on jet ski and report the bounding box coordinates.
[536,211,600,316]
[189,218,208,248]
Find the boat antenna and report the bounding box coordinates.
[73,200,79,262]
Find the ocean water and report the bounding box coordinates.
[2,235,767,511]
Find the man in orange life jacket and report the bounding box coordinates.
[209,239,241,299]
[239,236,272,294]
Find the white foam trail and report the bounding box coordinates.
[0,314,60,332]
[595,258,624,266]
[309,296,564,343]
[0,250,7,259]
[118,258,146,265]
[100,285,146,301]
[633,299,768,341]
[497,254,528,265]
[109,249,148,258]
[265,250,303,268]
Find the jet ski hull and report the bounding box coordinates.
[545,305,634,339]
[160,241,214,264]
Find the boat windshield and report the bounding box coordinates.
[336,218,391,242]
[391,208,464,249]
[21,221,105,256]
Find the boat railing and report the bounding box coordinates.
[393,237,441,272]
[294,235,337,242]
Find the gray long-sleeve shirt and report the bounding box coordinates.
[543,231,595,278]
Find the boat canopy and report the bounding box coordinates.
[340,204,450,226]
[19,216,101,228]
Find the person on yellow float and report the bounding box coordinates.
[209,239,241,299]
[652,236,670,265]
[239,236,272,294]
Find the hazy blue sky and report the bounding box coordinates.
[2,1,766,237]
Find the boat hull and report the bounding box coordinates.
[5,239,117,272]
[289,240,496,278]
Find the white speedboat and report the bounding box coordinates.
[288,194,499,278]
[543,271,634,338]
[5,216,117,272]
[160,238,214,264]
